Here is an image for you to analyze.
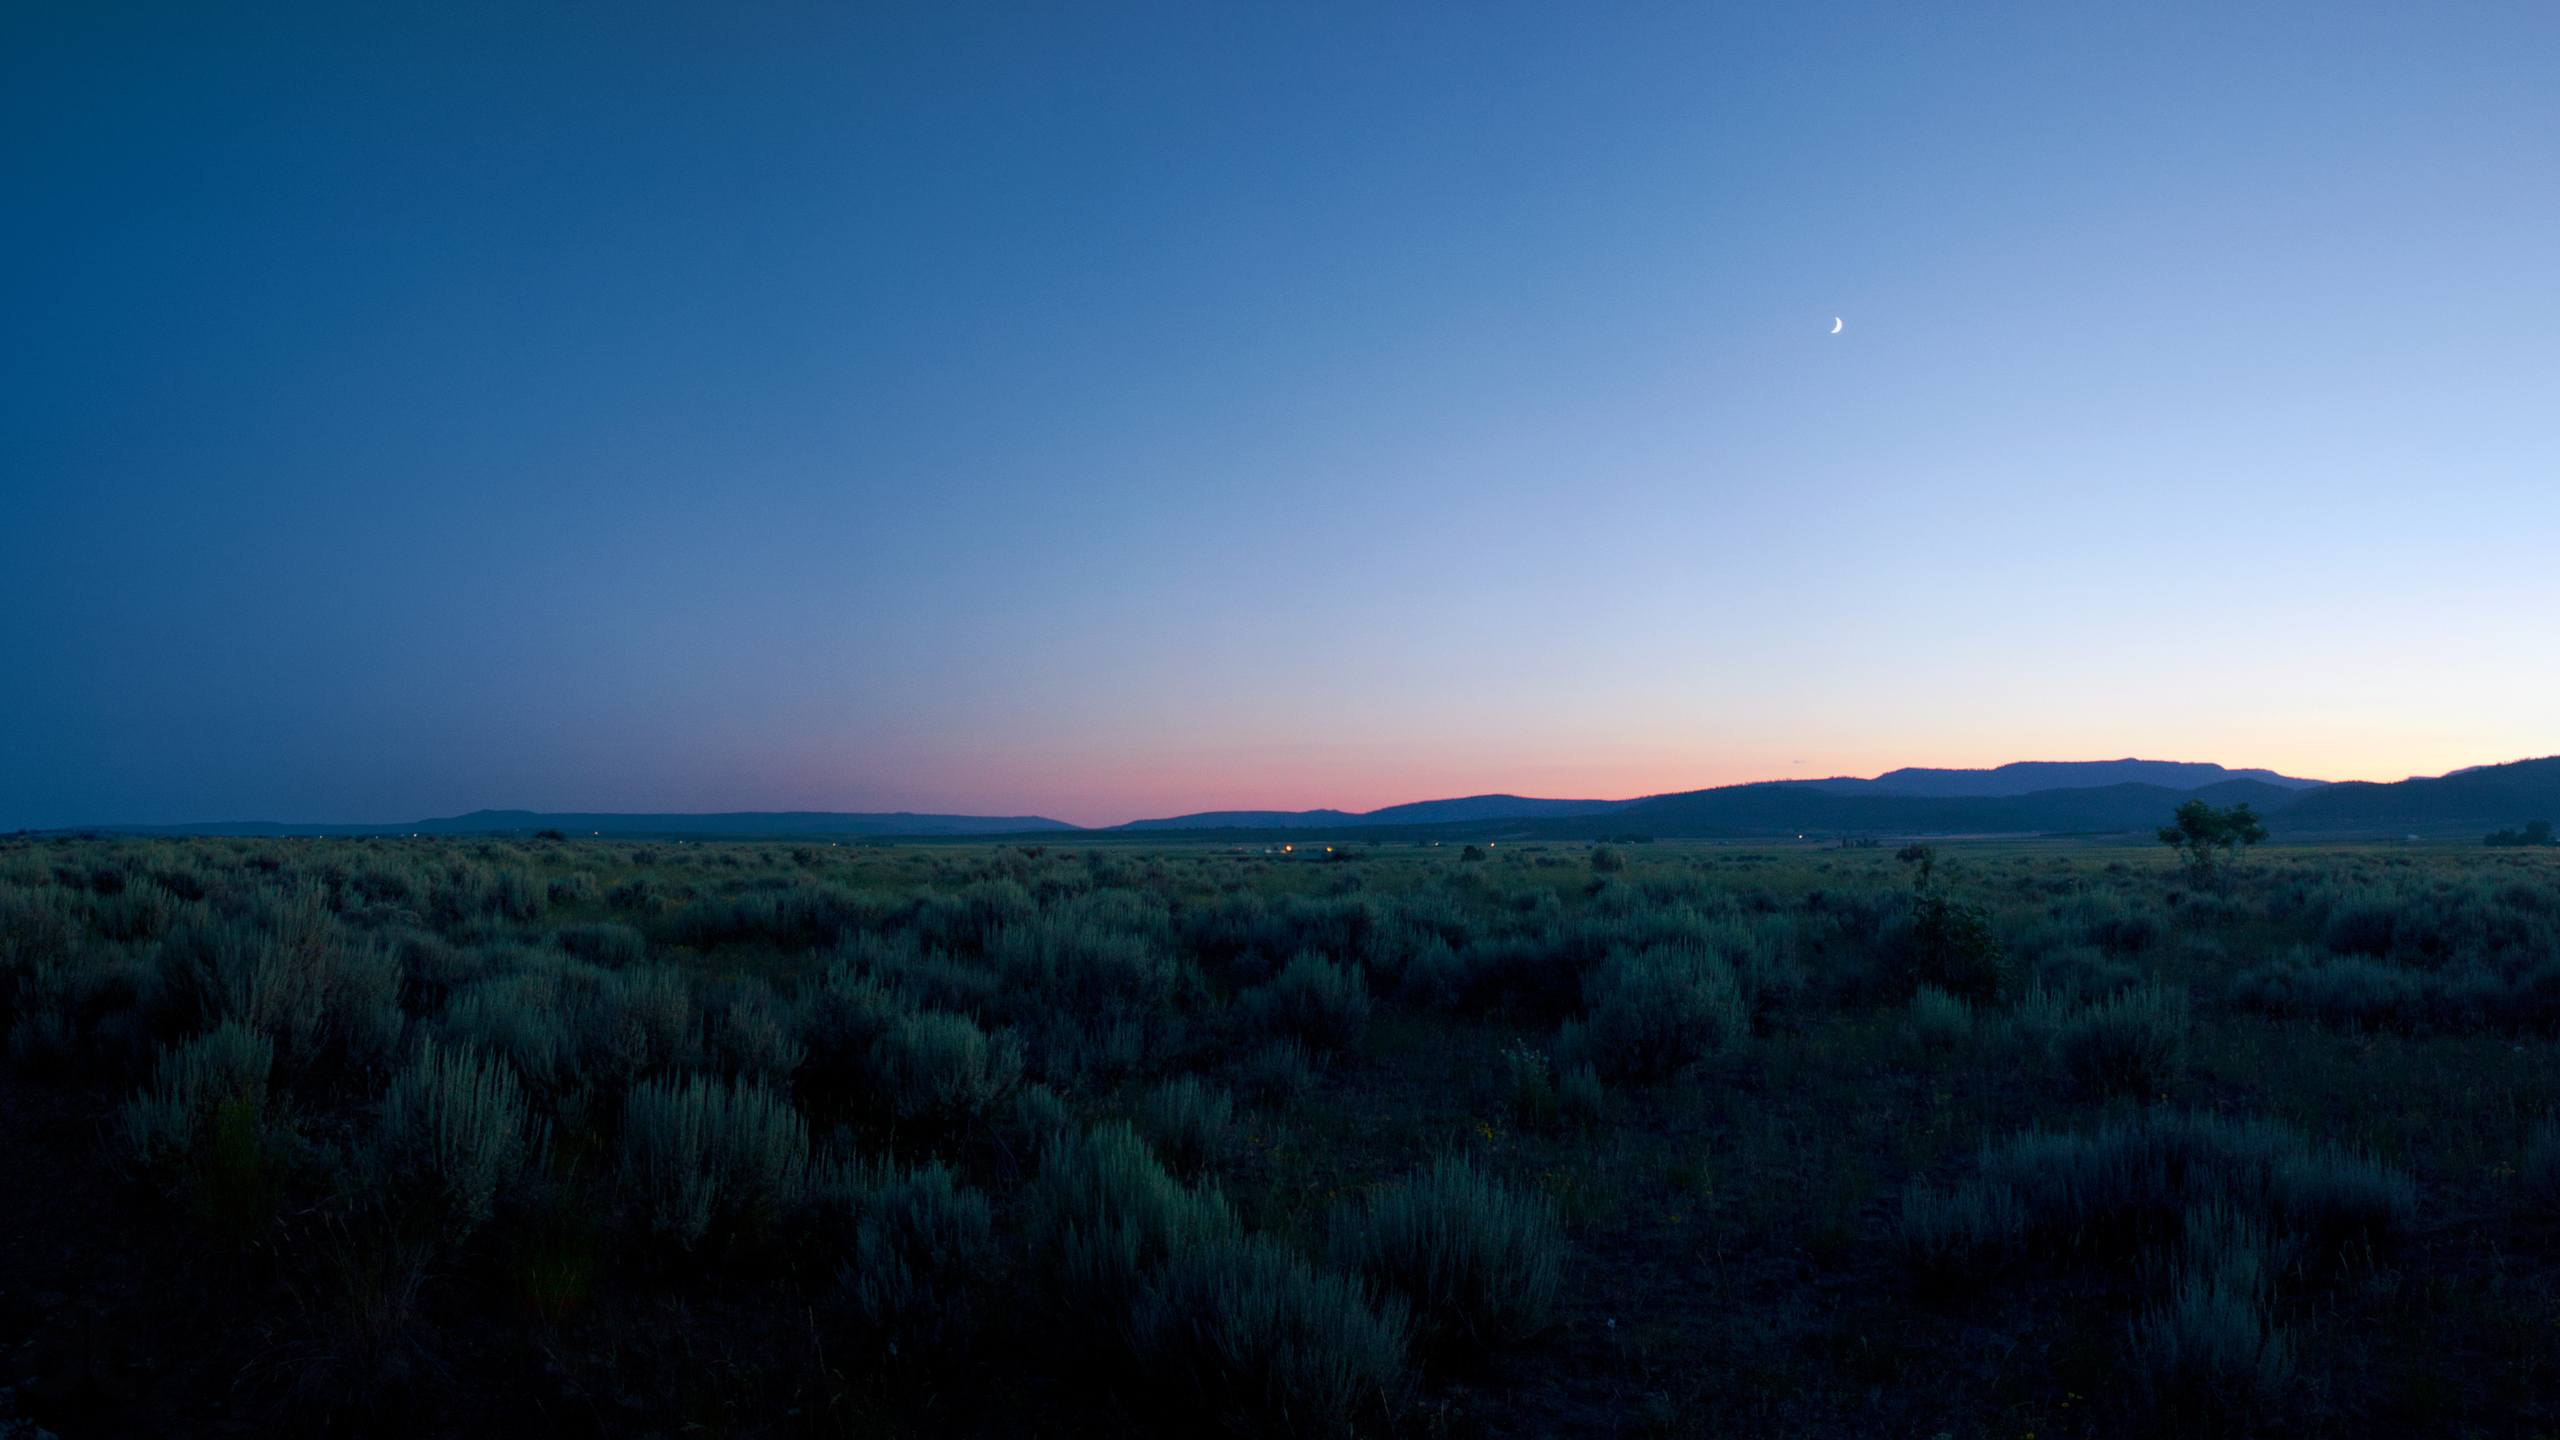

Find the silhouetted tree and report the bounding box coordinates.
[2157,800,2267,879]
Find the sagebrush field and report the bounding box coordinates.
[4,833,2558,1436]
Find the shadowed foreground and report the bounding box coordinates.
[3,834,2558,1436]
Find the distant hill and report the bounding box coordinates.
[2260,756,2560,837]
[1524,778,2309,841]
[1808,759,2324,798]
[94,809,1077,839]
[47,758,2553,845]
[1119,794,1628,831]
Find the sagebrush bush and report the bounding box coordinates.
[1569,944,1744,1082]
[708,980,807,1081]
[1246,953,1370,1053]
[376,1040,547,1238]
[2054,983,2188,1098]
[153,890,403,1073]
[1898,1177,2027,1292]
[2523,1121,2560,1207]
[122,1021,286,1238]
[1134,1230,1410,1436]
[553,922,645,968]
[1030,1121,1238,1334]
[124,1021,275,1171]
[869,1009,1023,1127]
[617,1073,812,1249]
[1236,1039,1321,1108]
[1138,1074,1236,1178]
[2131,1205,2293,1420]
[1908,985,1974,1053]
[1972,1110,2414,1262]
[846,1159,996,1354]
[1500,1041,1558,1130]
[1328,1156,1561,1365]
[1555,1062,1605,1128]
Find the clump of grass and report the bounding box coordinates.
[375,1040,547,1239]
[2054,982,2189,1099]
[617,1073,812,1249]
[1245,952,1371,1053]
[1328,1155,1562,1366]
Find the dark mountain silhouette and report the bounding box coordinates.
[43,758,2555,843]
[1806,759,2324,798]
[1119,794,1629,830]
[2259,756,2560,836]
[1521,779,2306,840]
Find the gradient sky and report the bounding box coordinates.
[7,2,2557,828]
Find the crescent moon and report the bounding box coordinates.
[1830,317,1843,334]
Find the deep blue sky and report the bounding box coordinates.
[7,2,2555,828]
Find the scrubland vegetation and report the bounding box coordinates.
[2,833,2558,1435]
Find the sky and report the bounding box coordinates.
[5,1,2557,829]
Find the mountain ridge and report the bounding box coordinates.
[33,758,2560,842]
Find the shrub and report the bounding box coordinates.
[1029,1121,1238,1335]
[122,1022,285,1237]
[2524,1121,2560,1207]
[846,1160,996,1355]
[1500,1041,1557,1130]
[570,964,701,1088]
[1138,1075,1237,1178]
[1589,845,1626,874]
[1556,1063,1605,1128]
[617,1073,812,1249]
[1908,986,1974,1053]
[2054,983,2188,1099]
[709,980,807,1081]
[1569,945,1744,1083]
[1900,892,2007,1001]
[554,922,645,968]
[1246,953,1371,1053]
[1898,1177,2026,1293]
[439,973,569,1092]
[1328,1156,1562,1365]
[869,1010,1023,1127]
[376,1040,547,1238]
[1974,1110,2413,1263]
[2131,1205,2292,1419]
[153,891,404,1073]
[1134,1231,1410,1436]
[1236,1039,1321,1109]
[124,1021,275,1172]
[799,966,908,1103]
